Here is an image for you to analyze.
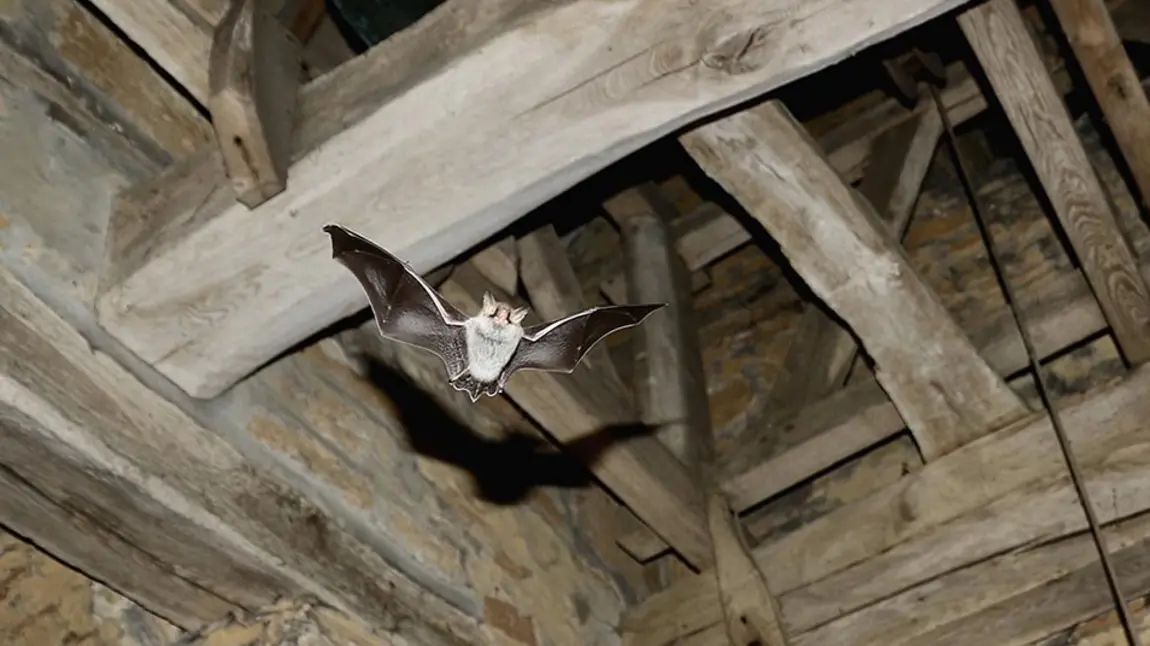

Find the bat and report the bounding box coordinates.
[323,224,665,402]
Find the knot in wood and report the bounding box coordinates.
[702,27,764,73]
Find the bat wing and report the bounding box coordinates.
[324,224,470,380]
[503,304,664,378]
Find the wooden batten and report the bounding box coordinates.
[94,0,979,401]
[208,0,302,208]
[959,0,1150,365]
[622,363,1150,646]
[680,100,1029,462]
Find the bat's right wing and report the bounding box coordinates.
[504,304,664,378]
[324,224,470,380]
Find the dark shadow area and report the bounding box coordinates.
[361,355,658,505]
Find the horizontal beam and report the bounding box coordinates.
[0,265,480,642]
[96,0,978,399]
[621,361,1150,645]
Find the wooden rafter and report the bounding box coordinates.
[621,363,1150,646]
[0,266,480,642]
[680,99,1029,461]
[959,0,1150,364]
[95,0,980,400]
[1047,0,1150,210]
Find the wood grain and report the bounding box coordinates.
[959,0,1150,364]
[208,0,302,207]
[95,0,979,399]
[681,100,1028,461]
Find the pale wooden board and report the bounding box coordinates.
[95,0,980,399]
[1048,0,1150,211]
[959,0,1150,364]
[681,100,1028,461]
[621,364,1150,645]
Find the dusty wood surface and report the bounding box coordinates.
[94,0,980,400]
[437,264,712,569]
[764,104,943,419]
[959,0,1150,364]
[473,236,520,296]
[175,599,387,645]
[621,361,1150,645]
[0,0,212,170]
[208,0,301,207]
[85,0,214,103]
[1049,0,1150,210]
[681,99,1028,461]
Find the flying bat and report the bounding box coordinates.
[323,224,665,402]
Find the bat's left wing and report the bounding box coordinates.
[502,304,665,379]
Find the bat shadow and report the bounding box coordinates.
[361,357,658,505]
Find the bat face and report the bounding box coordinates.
[324,224,666,402]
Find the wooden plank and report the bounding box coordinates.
[604,184,712,471]
[436,264,713,569]
[763,106,943,418]
[0,265,481,644]
[707,492,788,646]
[208,0,302,207]
[1048,0,1150,210]
[959,0,1150,365]
[85,0,213,103]
[471,236,519,296]
[620,363,1150,646]
[680,99,1029,461]
[95,0,980,400]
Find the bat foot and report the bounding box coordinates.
[449,373,503,403]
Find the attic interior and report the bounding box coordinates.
[3,0,1150,643]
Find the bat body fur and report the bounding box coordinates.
[323,224,665,402]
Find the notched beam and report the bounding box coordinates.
[959,0,1150,364]
[209,0,302,207]
[680,99,1028,461]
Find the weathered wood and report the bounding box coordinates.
[85,0,213,103]
[707,492,788,646]
[471,236,519,296]
[209,0,302,207]
[95,0,980,400]
[681,100,1029,461]
[0,265,481,643]
[621,363,1150,646]
[1048,0,1150,210]
[605,185,711,471]
[437,264,712,569]
[764,106,943,418]
[959,0,1150,364]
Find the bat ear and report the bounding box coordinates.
[510,306,529,324]
[481,291,496,314]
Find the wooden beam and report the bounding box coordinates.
[471,236,519,296]
[209,0,302,208]
[0,266,480,643]
[958,0,1150,365]
[95,0,981,400]
[620,362,1150,646]
[604,185,712,471]
[86,0,214,103]
[763,104,943,419]
[1047,0,1150,210]
[436,264,713,569]
[680,100,1029,461]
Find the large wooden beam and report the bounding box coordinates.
[1048,0,1150,211]
[0,266,480,643]
[764,103,943,418]
[959,0,1150,364]
[681,99,1029,461]
[620,362,1150,646]
[436,264,713,569]
[95,0,979,400]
